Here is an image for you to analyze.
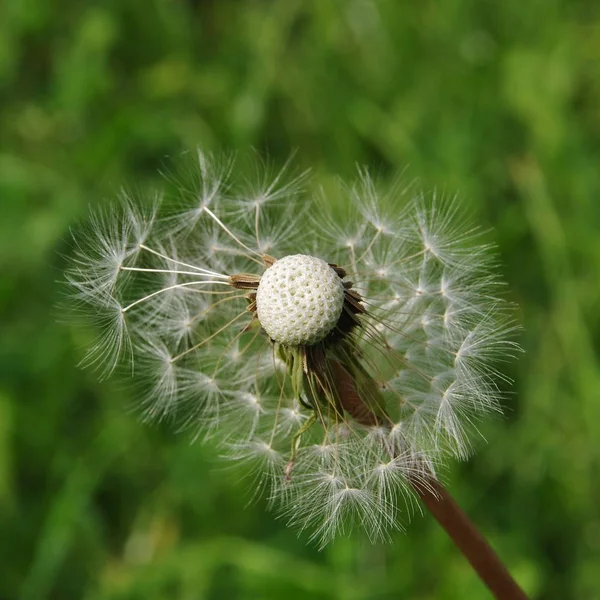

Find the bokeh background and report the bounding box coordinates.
[2,0,600,598]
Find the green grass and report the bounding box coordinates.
[1,0,599,598]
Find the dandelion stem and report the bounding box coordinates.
[409,474,528,600]
[332,371,526,598]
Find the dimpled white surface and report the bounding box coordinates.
[256,254,345,346]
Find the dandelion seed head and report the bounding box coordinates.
[256,254,345,346]
[66,151,519,546]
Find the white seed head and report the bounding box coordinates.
[256,254,344,346]
[67,152,519,547]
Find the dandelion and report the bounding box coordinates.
[67,151,524,597]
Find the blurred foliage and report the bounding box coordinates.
[1,0,599,598]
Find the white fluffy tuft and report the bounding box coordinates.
[66,153,518,546]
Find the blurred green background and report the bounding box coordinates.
[1,0,599,598]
